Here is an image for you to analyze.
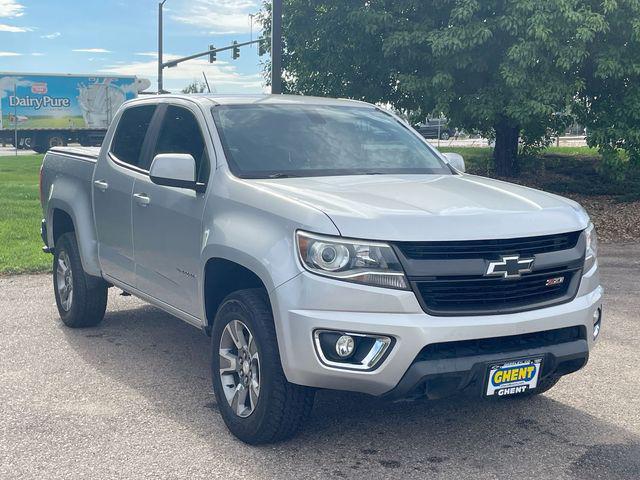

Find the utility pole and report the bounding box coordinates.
[158,0,167,94]
[271,0,282,94]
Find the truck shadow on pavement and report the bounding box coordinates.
[62,297,640,480]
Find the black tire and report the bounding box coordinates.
[53,232,108,328]
[440,131,451,140]
[211,288,315,444]
[47,134,65,148]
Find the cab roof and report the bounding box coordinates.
[151,93,374,108]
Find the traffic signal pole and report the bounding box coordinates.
[162,39,263,69]
[158,0,167,93]
[157,0,282,94]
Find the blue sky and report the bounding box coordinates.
[0,0,266,93]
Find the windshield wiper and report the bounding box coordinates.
[267,172,299,179]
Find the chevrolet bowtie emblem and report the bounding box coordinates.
[486,255,534,279]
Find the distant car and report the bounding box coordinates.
[415,118,455,140]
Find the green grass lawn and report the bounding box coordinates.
[0,154,50,274]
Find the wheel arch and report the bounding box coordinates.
[52,209,75,244]
[47,191,101,277]
[203,257,271,334]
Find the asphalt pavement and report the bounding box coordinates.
[1,244,638,479]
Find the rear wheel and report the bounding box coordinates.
[211,289,315,444]
[53,232,108,328]
[47,134,65,148]
[440,131,451,140]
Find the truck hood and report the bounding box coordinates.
[253,174,589,241]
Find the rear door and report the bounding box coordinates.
[131,101,212,318]
[93,103,157,286]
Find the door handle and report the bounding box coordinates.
[133,193,151,206]
[93,180,109,191]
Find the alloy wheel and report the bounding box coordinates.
[218,319,261,418]
[56,251,73,311]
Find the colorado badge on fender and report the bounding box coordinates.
[486,358,542,396]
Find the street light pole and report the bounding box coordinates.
[271,0,282,94]
[158,0,167,94]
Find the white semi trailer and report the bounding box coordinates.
[0,72,150,152]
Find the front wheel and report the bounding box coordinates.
[53,232,108,328]
[211,289,315,444]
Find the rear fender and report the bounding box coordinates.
[46,177,101,277]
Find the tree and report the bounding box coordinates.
[260,1,606,176]
[181,80,208,94]
[576,0,640,168]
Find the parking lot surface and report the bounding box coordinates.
[1,244,639,479]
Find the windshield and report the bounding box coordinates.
[211,104,451,178]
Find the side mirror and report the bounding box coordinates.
[442,152,465,173]
[149,153,200,190]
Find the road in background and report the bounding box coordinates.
[0,146,37,156]
[432,135,588,148]
[1,244,638,479]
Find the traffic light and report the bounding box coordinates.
[232,41,240,60]
[258,37,268,56]
[209,44,216,63]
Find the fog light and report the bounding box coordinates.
[314,330,393,371]
[335,335,355,358]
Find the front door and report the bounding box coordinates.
[132,103,211,317]
[93,103,157,286]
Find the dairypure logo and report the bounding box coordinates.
[8,95,71,110]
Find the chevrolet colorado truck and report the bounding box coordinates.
[40,94,603,444]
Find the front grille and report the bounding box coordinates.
[397,231,581,260]
[414,266,581,316]
[416,326,585,362]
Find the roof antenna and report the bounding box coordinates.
[202,71,211,93]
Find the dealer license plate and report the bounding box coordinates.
[486,358,542,397]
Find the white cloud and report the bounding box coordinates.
[41,31,61,39]
[0,51,21,56]
[171,0,260,34]
[0,75,31,99]
[0,0,25,18]
[0,23,31,32]
[99,54,264,93]
[31,52,44,56]
[73,48,111,53]
[135,51,159,58]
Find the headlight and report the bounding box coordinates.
[296,231,409,290]
[584,223,598,271]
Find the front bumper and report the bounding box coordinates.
[271,262,603,396]
[382,330,588,400]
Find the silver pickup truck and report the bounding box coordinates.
[40,94,603,444]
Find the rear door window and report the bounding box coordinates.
[150,105,210,183]
[110,105,157,168]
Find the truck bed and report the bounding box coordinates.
[48,146,100,162]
